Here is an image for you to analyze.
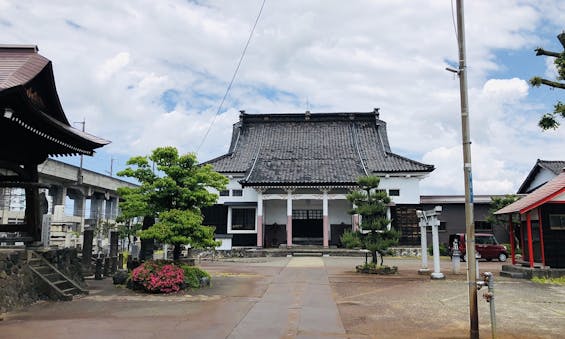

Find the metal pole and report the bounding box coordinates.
[455,1,479,338]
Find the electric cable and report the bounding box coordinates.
[196,0,267,154]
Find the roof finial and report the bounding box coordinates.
[305,110,311,120]
[373,107,380,118]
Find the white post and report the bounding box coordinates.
[322,190,329,248]
[431,219,445,279]
[257,191,263,247]
[419,223,430,274]
[286,190,292,247]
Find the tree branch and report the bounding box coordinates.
[535,48,561,57]
[539,78,565,89]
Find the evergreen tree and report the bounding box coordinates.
[347,176,400,265]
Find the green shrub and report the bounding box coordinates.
[340,230,362,248]
[181,265,211,289]
[355,262,398,275]
[427,243,449,256]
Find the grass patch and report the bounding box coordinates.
[531,276,565,285]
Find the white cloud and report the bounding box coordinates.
[96,52,130,81]
[481,78,529,102]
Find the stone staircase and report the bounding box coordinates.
[27,251,88,301]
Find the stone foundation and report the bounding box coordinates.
[0,248,85,313]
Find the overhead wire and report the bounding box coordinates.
[196,0,267,155]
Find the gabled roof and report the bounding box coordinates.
[204,111,434,186]
[517,159,565,194]
[495,171,565,215]
[0,45,109,162]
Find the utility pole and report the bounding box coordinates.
[107,157,116,177]
[455,1,479,338]
[74,119,86,184]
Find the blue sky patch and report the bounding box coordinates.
[65,19,83,30]
[161,89,181,111]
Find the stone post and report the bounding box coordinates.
[286,190,293,247]
[82,229,94,273]
[109,231,118,274]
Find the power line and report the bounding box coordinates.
[196,0,267,155]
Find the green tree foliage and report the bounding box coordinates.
[530,32,565,129]
[117,146,228,260]
[346,176,400,265]
[486,195,521,247]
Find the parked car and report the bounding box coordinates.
[448,233,508,262]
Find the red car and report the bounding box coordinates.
[448,233,508,262]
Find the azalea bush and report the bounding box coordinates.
[131,261,185,293]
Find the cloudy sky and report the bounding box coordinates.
[1,0,564,195]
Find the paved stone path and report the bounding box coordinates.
[228,257,345,338]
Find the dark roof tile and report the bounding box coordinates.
[204,112,434,185]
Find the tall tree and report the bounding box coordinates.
[530,32,565,129]
[347,176,400,265]
[117,146,228,260]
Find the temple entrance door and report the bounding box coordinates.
[292,209,323,245]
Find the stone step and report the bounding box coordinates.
[500,271,526,279]
[292,252,323,257]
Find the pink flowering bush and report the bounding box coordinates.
[131,261,185,293]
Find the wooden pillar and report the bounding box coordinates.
[352,203,359,231]
[526,213,534,268]
[256,191,263,248]
[23,164,41,241]
[509,214,516,265]
[323,190,329,248]
[286,190,293,247]
[537,208,546,267]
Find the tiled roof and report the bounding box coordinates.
[204,112,434,185]
[496,171,565,214]
[0,45,109,158]
[539,160,565,175]
[517,159,565,194]
[0,45,48,90]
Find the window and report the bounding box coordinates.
[219,190,229,197]
[388,189,400,196]
[475,221,492,231]
[549,214,565,230]
[292,210,323,220]
[232,189,243,197]
[231,208,255,231]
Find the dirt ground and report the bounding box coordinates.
[0,256,564,339]
[324,257,565,339]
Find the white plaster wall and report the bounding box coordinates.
[213,178,258,203]
[329,200,351,224]
[378,176,422,204]
[529,168,556,192]
[263,200,287,224]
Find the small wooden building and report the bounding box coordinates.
[495,170,565,268]
[0,45,108,243]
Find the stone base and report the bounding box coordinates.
[418,268,430,275]
[431,272,445,280]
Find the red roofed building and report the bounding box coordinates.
[495,170,565,269]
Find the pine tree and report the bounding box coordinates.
[347,176,400,265]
